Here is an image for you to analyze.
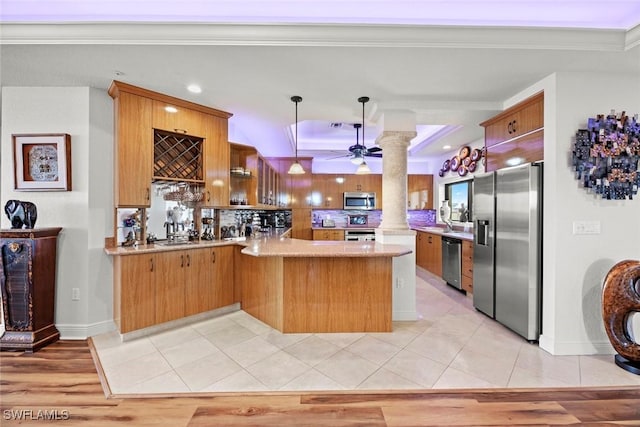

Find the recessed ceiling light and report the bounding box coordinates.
[442,145,451,150]
[164,106,178,113]
[187,84,202,94]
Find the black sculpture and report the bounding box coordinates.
[4,200,38,229]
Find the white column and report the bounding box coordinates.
[374,120,417,321]
[375,130,416,230]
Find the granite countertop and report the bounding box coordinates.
[412,226,474,242]
[240,238,412,258]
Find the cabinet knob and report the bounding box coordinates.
[507,120,517,134]
[186,254,191,267]
[207,190,211,202]
[174,128,188,134]
[146,187,150,201]
[150,258,154,272]
[181,254,184,268]
[212,251,216,263]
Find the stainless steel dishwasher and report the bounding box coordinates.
[441,236,462,290]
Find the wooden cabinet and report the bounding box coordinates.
[114,244,236,333]
[416,231,442,276]
[109,80,232,209]
[0,228,62,352]
[155,251,186,324]
[481,92,544,171]
[203,115,230,206]
[408,174,434,210]
[152,99,207,137]
[291,208,312,240]
[313,229,345,241]
[109,89,153,207]
[311,174,347,209]
[461,240,474,294]
[211,246,235,309]
[115,253,156,333]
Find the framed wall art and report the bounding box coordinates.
[12,133,72,191]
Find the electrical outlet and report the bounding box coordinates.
[72,288,80,301]
[573,220,601,235]
[396,278,404,289]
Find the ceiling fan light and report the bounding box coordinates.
[350,154,364,165]
[288,161,306,175]
[355,161,371,175]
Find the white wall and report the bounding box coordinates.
[1,87,115,339]
[504,72,640,355]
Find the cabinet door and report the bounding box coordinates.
[155,251,186,324]
[426,233,442,276]
[203,115,230,206]
[152,100,206,137]
[292,208,312,240]
[212,246,235,309]
[408,175,434,210]
[185,248,212,316]
[114,92,153,207]
[118,254,156,333]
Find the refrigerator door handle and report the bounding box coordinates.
[476,220,490,246]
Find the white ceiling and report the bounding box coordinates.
[2,1,640,173]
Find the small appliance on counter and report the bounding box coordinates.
[347,214,368,227]
[321,218,335,228]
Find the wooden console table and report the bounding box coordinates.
[0,228,62,352]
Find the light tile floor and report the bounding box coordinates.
[91,269,640,394]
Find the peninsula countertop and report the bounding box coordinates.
[412,226,474,242]
[240,237,412,258]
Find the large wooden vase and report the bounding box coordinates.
[0,228,62,352]
[602,259,640,375]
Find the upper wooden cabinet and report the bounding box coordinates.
[480,92,544,171]
[408,174,434,210]
[110,90,153,207]
[152,99,207,137]
[108,80,232,208]
[203,115,230,206]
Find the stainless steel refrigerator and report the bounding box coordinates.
[472,163,543,341]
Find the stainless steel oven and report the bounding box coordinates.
[344,229,376,241]
[343,192,376,210]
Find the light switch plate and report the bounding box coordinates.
[573,220,601,235]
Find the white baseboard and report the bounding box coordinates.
[57,320,117,340]
[539,334,615,355]
[392,310,418,321]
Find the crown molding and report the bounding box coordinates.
[0,23,628,51]
[626,23,640,50]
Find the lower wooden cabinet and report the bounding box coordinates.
[312,229,345,241]
[461,240,474,293]
[114,245,236,333]
[416,231,442,276]
[115,253,156,333]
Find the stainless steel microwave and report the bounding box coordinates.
[343,192,376,210]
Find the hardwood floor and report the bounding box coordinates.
[1,340,639,426]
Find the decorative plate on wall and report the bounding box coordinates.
[572,110,640,200]
[459,146,471,160]
[450,156,461,171]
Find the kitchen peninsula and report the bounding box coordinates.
[106,235,411,336]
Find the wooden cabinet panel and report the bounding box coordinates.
[482,92,543,147]
[461,240,474,293]
[291,208,312,240]
[155,251,186,324]
[481,92,544,172]
[203,115,230,206]
[408,174,434,210]
[116,253,156,333]
[212,245,235,309]
[112,91,153,207]
[313,229,345,241]
[152,99,206,137]
[184,248,212,316]
[416,231,442,276]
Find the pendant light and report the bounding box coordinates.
[355,96,371,174]
[288,95,305,175]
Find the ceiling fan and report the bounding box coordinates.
[327,96,382,164]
